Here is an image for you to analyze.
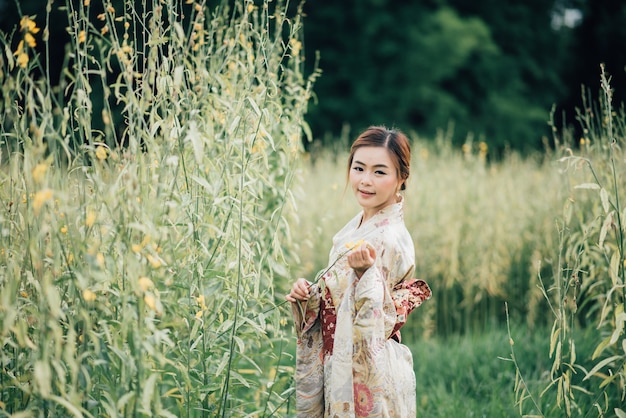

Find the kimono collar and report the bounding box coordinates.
[358,194,405,229]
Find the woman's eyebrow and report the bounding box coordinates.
[353,159,389,168]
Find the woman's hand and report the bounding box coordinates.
[285,278,311,302]
[348,241,376,278]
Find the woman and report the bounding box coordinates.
[286,126,431,417]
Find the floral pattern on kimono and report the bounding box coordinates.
[291,197,431,418]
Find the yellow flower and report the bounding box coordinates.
[85,211,96,227]
[144,294,157,310]
[345,239,365,250]
[20,16,40,34]
[16,52,29,69]
[195,310,203,319]
[131,244,142,253]
[78,30,86,44]
[96,253,105,268]
[83,289,97,302]
[32,189,53,214]
[60,225,68,234]
[138,276,154,292]
[24,32,36,48]
[20,291,28,298]
[95,145,107,160]
[31,163,48,184]
[101,25,109,35]
[147,254,162,268]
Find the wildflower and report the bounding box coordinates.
[31,163,48,184]
[78,30,86,44]
[147,254,162,268]
[24,32,36,48]
[32,189,53,214]
[20,16,40,34]
[95,145,107,160]
[96,253,105,268]
[83,289,97,302]
[131,244,142,253]
[20,291,28,298]
[247,3,255,13]
[144,294,157,310]
[251,140,266,154]
[60,225,68,234]
[97,13,106,21]
[85,211,96,227]
[138,276,153,292]
[101,25,109,35]
[345,239,365,250]
[106,5,115,13]
[289,38,302,56]
[14,41,29,69]
[15,55,27,69]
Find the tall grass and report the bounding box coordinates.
[507,66,626,417]
[0,0,316,416]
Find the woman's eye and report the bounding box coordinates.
[352,166,363,172]
[375,170,386,175]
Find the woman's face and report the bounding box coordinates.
[349,146,402,222]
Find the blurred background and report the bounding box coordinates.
[2,0,625,156]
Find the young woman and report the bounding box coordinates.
[286,126,431,417]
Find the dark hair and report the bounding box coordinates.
[347,126,411,190]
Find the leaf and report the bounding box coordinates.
[49,395,84,417]
[247,97,262,116]
[609,251,620,286]
[599,211,613,247]
[34,361,51,398]
[549,324,560,357]
[574,183,601,190]
[184,120,203,164]
[592,335,613,360]
[583,355,621,381]
[141,373,159,413]
[615,408,626,418]
[609,309,626,345]
[600,187,610,213]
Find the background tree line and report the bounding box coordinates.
[1,0,625,154]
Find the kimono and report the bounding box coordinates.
[291,197,431,417]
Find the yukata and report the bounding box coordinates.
[291,198,431,418]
